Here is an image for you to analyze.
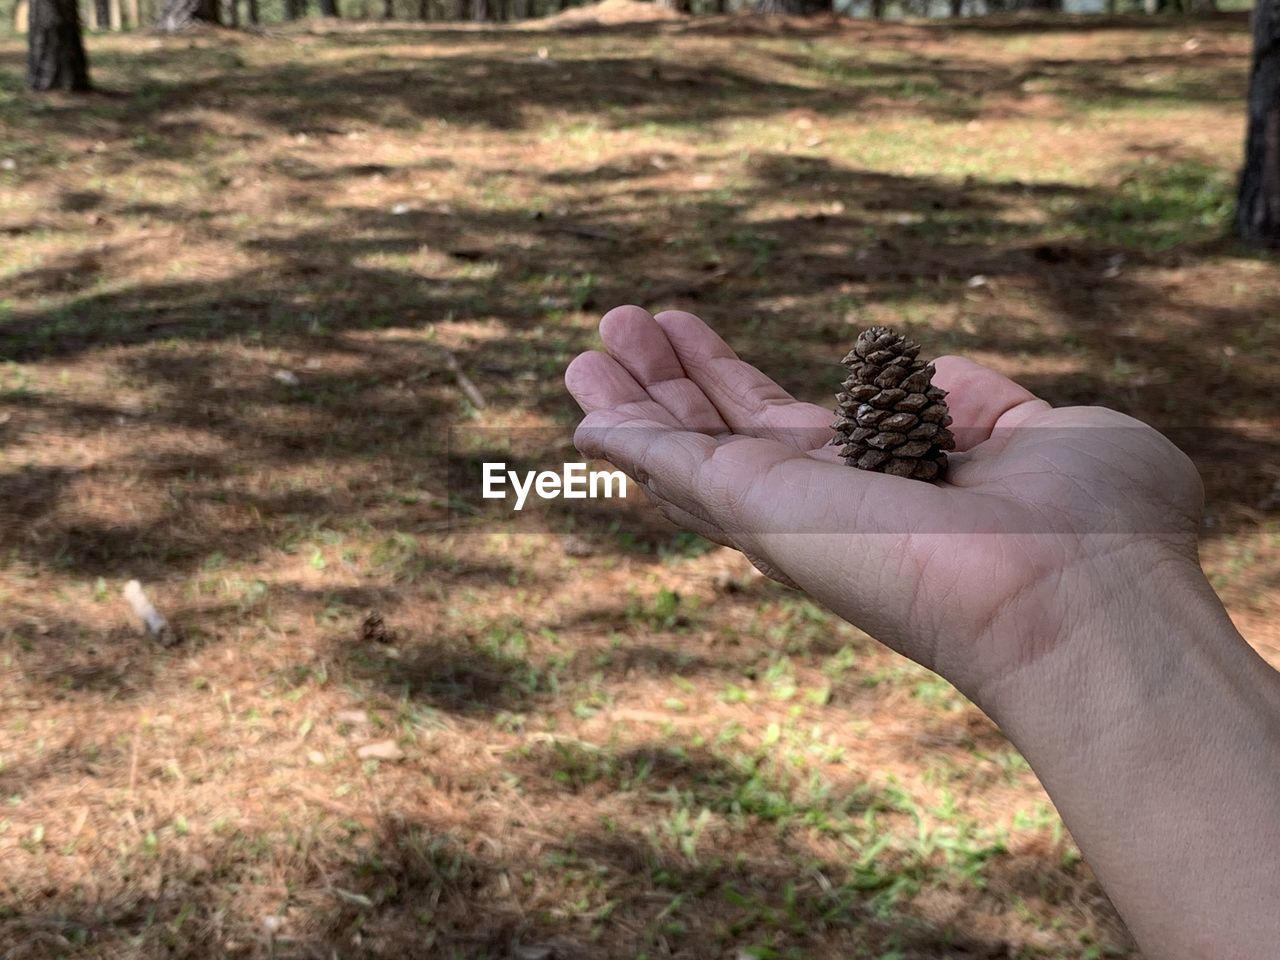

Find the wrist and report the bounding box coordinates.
[974,546,1280,959]
[977,541,1277,748]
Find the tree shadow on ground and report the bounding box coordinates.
[939,9,1248,34]
[2,154,1276,589]
[0,19,1275,706]
[0,47,976,157]
[0,13,1252,174]
[0,746,1134,958]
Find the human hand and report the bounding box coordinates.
[567,306,1280,960]
[564,305,1206,711]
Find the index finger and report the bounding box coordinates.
[653,310,836,451]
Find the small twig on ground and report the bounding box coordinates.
[127,727,141,795]
[443,351,488,409]
[545,223,619,242]
[329,887,375,908]
[123,580,178,646]
[291,785,366,821]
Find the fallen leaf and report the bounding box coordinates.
[357,740,405,762]
[560,535,594,558]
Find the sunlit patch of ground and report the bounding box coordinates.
[0,11,1275,958]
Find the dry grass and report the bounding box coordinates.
[0,10,1277,959]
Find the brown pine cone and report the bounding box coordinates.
[833,327,954,482]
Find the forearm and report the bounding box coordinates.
[982,555,1280,960]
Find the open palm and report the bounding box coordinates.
[565,306,1204,708]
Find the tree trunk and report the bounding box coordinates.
[870,0,884,17]
[470,0,485,19]
[755,0,827,13]
[509,0,526,17]
[246,0,259,20]
[225,0,238,26]
[157,0,220,28]
[319,0,340,15]
[1238,0,1280,245]
[126,0,140,27]
[15,0,30,32]
[93,0,109,28]
[950,0,961,15]
[382,0,393,15]
[27,0,90,90]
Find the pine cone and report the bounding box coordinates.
[833,327,954,482]
[360,610,395,644]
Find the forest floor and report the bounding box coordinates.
[1,9,1278,959]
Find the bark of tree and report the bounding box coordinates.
[225,0,238,26]
[246,0,259,21]
[93,0,110,28]
[382,0,393,15]
[157,0,220,28]
[510,0,527,17]
[27,0,90,90]
[870,0,884,17]
[319,0,340,15]
[950,0,962,15]
[470,0,485,19]
[1238,0,1280,245]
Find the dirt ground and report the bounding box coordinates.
[1,9,1277,959]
